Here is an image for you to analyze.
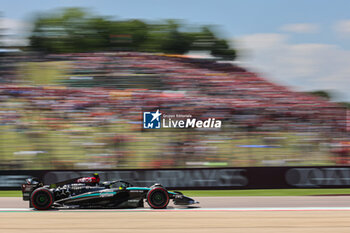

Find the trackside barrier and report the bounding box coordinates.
[2,167,350,190]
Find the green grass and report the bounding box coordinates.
[0,191,22,197]
[3,189,350,197]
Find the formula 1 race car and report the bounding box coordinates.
[21,173,199,210]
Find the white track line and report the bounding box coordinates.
[3,207,350,212]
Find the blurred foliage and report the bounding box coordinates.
[306,90,350,109]
[29,8,236,60]
[307,90,332,100]
[337,102,350,109]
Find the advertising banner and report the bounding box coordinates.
[3,167,350,190]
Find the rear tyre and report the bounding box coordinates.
[147,187,169,209]
[30,188,54,210]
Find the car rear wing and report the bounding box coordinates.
[21,178,43,201]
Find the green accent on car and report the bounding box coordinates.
[71,192,116,199]
[125,187,177,195]
[126,187,150,191]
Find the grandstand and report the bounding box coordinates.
[0,52,347,169]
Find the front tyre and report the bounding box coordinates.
[30,188,54,210]
[147,187,169,209]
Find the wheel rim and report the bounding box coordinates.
[35,192,50,207]
[150,191,166,206]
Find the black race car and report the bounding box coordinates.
[21,174,199,210]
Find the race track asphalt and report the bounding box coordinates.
[2,196,350,232]
[2,196,350,208]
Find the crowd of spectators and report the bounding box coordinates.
[0,52,347,169]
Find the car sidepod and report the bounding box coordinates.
[55,188,144,208]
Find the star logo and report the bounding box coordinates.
[143,109,162,129]
[150,109,162,122]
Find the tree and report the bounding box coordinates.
[307,90,332,100]
[30,8,110,53]
[337,102,350,109]
[28,7,237,60]
[211,39,236,61]
[189,26,237,60]
[109,19,148,51]
[158,21,194,54]
[190,26,216,51]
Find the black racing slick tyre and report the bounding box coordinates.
[147,187,169,209]
[30,188,54,210]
